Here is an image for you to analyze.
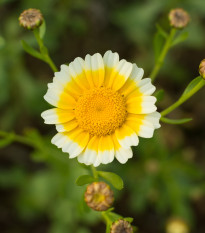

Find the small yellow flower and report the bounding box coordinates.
[166,218,189,233]
[84,182,114,211]
[168,8,190,29]
[42,51,160,166]
[199,59,205,80]
[19,8,43,30]
[111,219,133,233]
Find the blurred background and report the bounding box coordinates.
[0,0,205,232]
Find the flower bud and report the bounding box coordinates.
[168,8,190,29]
[84,182,114,211]
[166,218,189,233]
[19,8,43,30]
[199,59,205,80]
[111,219,133,233]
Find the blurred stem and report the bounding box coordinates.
[161,78,205,117]
[101,211,112,225]
[33,29,58,72]
[150,28,177,82]
[0,130,35,147]
[91,165,98,179]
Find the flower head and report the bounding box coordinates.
[19,8,43,30]
[41,51,160,166]
[111,219,133,233]
[168,8,190,29]
[199,59,205,80]
[84,182,114,211]
[166,218,189,233]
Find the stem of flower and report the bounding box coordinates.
[91,165,98,179]
[0,130,35,147]
[161,78,205,117]
[150,28,176,82]
[33,29,58,73]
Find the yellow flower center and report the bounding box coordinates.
[75,87,127,136]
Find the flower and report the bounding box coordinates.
[41,51,161,166]
[168,8,190,29]
[84,181,114,211]
[166,218,189,233]
[111,219,133,233]
[199,59,205,80]
[19,8,43,30]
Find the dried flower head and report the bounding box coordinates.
[84,182,114,211]
[111,219,133,233]
[199,59,205,80]
[168,8,190,29]
[19,8,43,30]
[166,218,189,233]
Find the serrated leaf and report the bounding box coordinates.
[153,31,165,61]
[75,175,97,186]
[181,76,202,99]
[156,24,168,38]
[39,21,46,39]
[161,117,192,125]
[172,31,189,46]
[154,89,164,102]
[98,171,124,190]
[21,40,44,61]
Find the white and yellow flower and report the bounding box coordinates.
[41,51,161,166]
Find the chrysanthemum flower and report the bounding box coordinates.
[41,51,160,166]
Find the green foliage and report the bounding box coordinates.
[76,175,97,186]
[98,171,124,190]
[1,0,205,232]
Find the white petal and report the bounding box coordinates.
[115,125,139,149]
[129,64,144,82]
[115,147,133,164]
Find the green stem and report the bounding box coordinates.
[0,130,35,147]
[101,211,112,225]
[161,78,205,117]
[33,29,58,72]
[91,165,98,179]
[150,28,176,82]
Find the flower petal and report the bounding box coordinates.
[103,50,119,87]
[56,119,79,132]
[84,53,104,87]
[112,134,133,163]
[115,124,139,149]
[44,85,76,109]
[126,96,157,114]
[77,136,100,166]
[69,57,90,90]
[111,59,133,91]
[98,136,115,164]
[41,108,75,124]
[52,129,90,158]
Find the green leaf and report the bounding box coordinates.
[153,31,165,61]
[172,31,189,46]
[21,40,44,61]
[39,21,46,39]
[98,171,124,190]
[156,24,168,38]
[161,117,192,125]
[154,89,164,102]
[75,175,97,186]
[181,76,202,99]
[0,133,14,148]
